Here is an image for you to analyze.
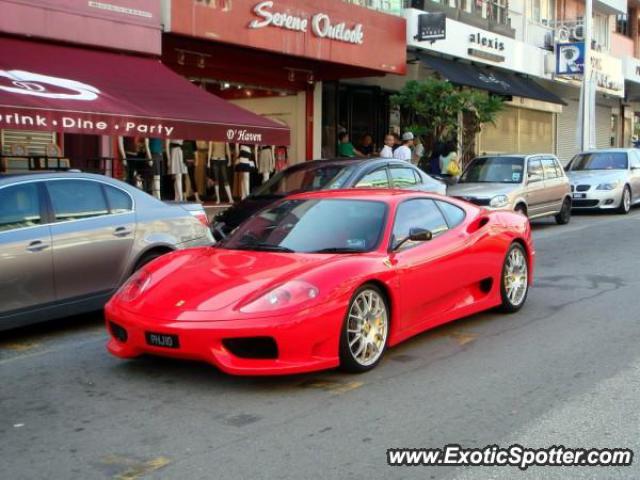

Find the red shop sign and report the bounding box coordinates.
[170,0,407,74]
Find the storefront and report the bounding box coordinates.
[0,0,163,165]
[548,50,625,163]
[164,0,407,166]
[403,8,565,158]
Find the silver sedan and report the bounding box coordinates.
[0,172,214,330]
[566,149,640,214]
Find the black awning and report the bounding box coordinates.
[421,55,565,105]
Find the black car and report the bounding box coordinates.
[212,158,446,239]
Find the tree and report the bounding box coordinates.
[390,78,505,167]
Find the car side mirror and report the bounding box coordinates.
[393,227,433,251]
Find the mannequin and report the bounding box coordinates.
[183,140,201,203]
[148,138,164,199]
[208,141,233,204]
[234,144,255,200]
[258,145,275,183]
[118,136,151,188]
[275,145,288,172]
[165,139,187,201]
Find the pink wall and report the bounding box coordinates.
[611,32,635,58]
[558,0,584,21]
[0,0,161,54]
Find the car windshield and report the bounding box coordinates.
[220,198,387,254]
[568,152,628,171]
[251,164,357,197]
[459,157,524,184]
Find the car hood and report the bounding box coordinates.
[567,170,627,184]
[126,247,342,320]
[448,182,518,198]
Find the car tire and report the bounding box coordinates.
[514,204,528,217]
[617,186,631,215]
[555,198,572,225]
[133,250,166,273]
[498,243,529,314]
[339,284,390,373]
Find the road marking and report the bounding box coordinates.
[433,328,480,346]
[101,455,171,480]
[300,379,364,394]
[0,341,41,352]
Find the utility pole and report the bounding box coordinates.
[579,0,594,151]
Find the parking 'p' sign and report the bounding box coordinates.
[556,43,585,76]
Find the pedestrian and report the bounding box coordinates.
[430,140,445,175]
[392,133,401,152]
[440,142,461,184]
[337,132,364,158]
[393,132,414,162]
[358,134,375,156]
[412,137,425,166]
[379,134,395,159]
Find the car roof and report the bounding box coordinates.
[0,171,133,188]
[283,157,414,171]
[475,153,555,159]
[287,188,439,203]
[580,148,633,153]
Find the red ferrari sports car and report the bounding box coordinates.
[106,190,534,375]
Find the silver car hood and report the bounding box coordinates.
[448,182,518,198]
[567,170,627,184]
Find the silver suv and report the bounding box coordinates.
[448,154,572,224]
[0,172,214,330]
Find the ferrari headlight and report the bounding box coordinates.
[239,280,319,313]
[596,182,620,191]
[490,195,509,208]
[117,269,152,303]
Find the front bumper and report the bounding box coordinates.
[105,301,344,376]
[570,188,622,210]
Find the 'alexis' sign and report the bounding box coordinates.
[249,1,365,45]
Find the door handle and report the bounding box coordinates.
[26,240,49,252]
[113,226,133,238]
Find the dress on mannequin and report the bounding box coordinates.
[235,145,255,200]
[275,146,288,172]
[208,141,233,204]
[183,140,201,203]
[169,140,187,201]
[258,146,275,183]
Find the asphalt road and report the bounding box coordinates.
[2,210,640,480]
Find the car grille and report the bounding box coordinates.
[454,196,491,206]
[572,199,599,208]
[576,185,591,192]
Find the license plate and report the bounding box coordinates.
[145,332,179,349]
[573,193,586,199]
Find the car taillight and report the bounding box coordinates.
[191,211,210,227]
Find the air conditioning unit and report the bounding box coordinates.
[572,24,585,41]
[544,31,555,50]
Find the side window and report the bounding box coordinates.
[104,185,133,214]
[392,199,449,250]
[528,159,543,181]
[355,168,389,188]
[389,167,418,188]
[553,159,565,177]
[541,158,558,179]
[629,151,640,169]
[0,183,42,232]
[47,180,109,222]
[436,201,466,228]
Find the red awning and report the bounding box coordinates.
[0,37,290,145]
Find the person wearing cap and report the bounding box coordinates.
[393,132,414,162]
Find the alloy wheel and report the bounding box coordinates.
[503,247,528,308]
[346,289,388,367]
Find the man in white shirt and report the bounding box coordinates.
[393,132,414,162]
[379,134,395,159]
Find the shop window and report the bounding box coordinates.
[47,180,109,222]
[528,0,554,25]
[0,183,42,232]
